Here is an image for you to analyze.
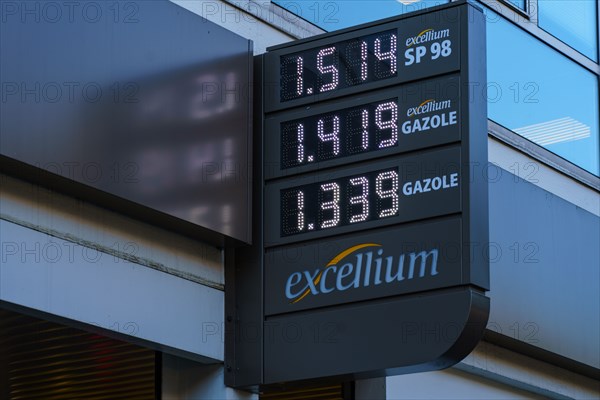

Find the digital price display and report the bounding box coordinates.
[281,167,400,235]
[265,11,460,112]
[280,30,398,102]
[264,76,462,179]
[266,146,462,243]
[281,98,398,169]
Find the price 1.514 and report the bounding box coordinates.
[280,29,398,102]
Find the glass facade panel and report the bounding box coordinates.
[273,0,448,31]
[486,10,599,175]
[538,0,598,61]
[504,0,526,10]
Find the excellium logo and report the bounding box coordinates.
[405,28,450,47]
[403,98,456,134]
[285,243,439,304]
[406,99,452,117]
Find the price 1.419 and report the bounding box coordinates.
[281,98,398,169]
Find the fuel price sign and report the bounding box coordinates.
[269,147,461,240]
[234,0,491,388]
[264,8,460,112]
[264,75,461,179]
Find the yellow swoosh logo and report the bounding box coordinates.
[326,243,381,266]
[407,28,433,47]
[290,243,381,304]
[418,99,434,108]
[408,99,433,117]
[291,271,323,304]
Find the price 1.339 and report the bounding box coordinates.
[281,168,400,236]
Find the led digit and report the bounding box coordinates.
[374,33,397,78]
[346,108,367,154]
[297,190,305,231]
[297,123,305,163]
[349,177,369,223]
[345,40,368,84]
[317,115,340,156]
[361,109,369,150]
[320,182,341,228]
[360,41,368,81]
[317,46,339,92]
[375,101,398,148]
[295,56,304,96]
[376,170,399,217]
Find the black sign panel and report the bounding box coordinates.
[227,0,489,389]
[264,4,460,112]
[265,218,462,315]
[265,146,461,243]
[264,287,488,383]
[264,75,461,179]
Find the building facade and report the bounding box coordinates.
[1,0,598,399]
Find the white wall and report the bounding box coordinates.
[163,355,258,399]
[385,341,600,399]
[386,369,544,400]
[1,174,225,361]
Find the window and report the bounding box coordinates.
[273,0,449,31]
[538,0,598,61]
[504,0,526,11]
[486,9,599,175]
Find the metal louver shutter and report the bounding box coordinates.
[260,384,350,400]
[0,308,157,400]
